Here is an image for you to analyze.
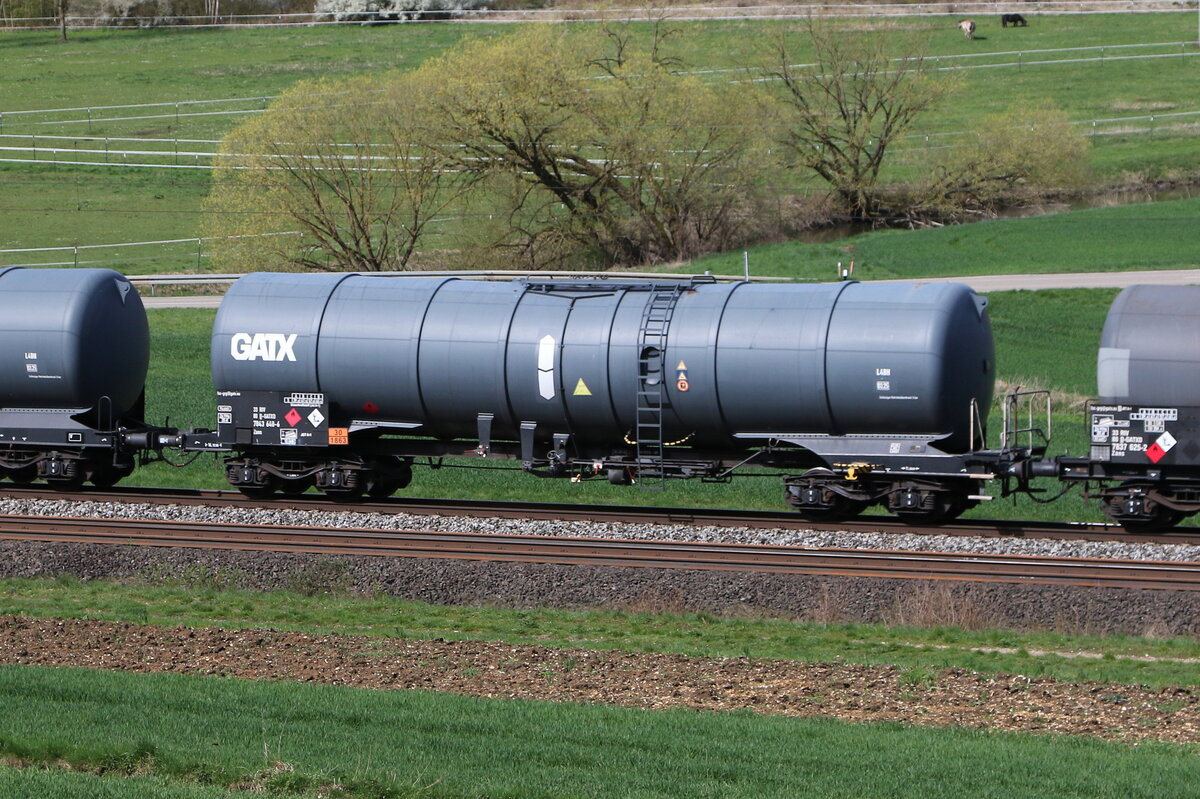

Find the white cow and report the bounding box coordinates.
[958,19,976,39]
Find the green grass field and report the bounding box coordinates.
[692,195,1200,281]
[2,13,1199,266]
[2,662,1196,799]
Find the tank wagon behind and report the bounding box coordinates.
[0,267,154,487]
[192,272,1020,521]
[1060,284,1200,529]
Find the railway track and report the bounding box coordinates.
[3,484,1200,546]
[1,514,1198,592]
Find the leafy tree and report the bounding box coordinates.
[205,25,771,272]
[912,103,1093,219]
[767,21,958,221]
[203,73,475,272]
[417,25,772,267]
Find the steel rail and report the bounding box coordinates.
[3,485,1199,546]
[0,514,1196,591]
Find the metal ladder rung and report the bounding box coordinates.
[635,285,684,489]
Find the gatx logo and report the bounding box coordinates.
[230,333,298,362]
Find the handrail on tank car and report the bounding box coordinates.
[1001,389,1053,452]
[127,270,799,291]
[969,397,987,451]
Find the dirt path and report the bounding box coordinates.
[2,616,1198,744]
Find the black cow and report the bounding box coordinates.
[1001,13,1028,27]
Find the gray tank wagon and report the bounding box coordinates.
[1058,284,1200,529]
[195,272,1029,522]
[0,267,156,487]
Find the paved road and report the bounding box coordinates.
[878,269,1200,293]
[143,295,224,309]
[140,269,1200,309]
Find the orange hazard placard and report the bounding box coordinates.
[328,428,349,445]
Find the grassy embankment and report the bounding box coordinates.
[5,577,1200,686]
[691,193,1200,281]
[2,13,1199,270]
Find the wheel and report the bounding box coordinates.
[279,476,314,496]
[5,466,36,485]
[1116,510,1184,533]
[1104,489,1184,532]
[46,474,85,492]
[393,460,413,490]
[367,476,397,499]
[89,463,132,489]
[324,486,364,502]
[364,459,413,498]
[792,495,870,523]
[892,491,969,525]
[238,483,278,499]
[786,471,871,522]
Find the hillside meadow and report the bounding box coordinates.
[1,12,1199,269]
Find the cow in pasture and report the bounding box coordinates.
[957,19,976,39]
[1001,13,1028,27]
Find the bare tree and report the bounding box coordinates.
[768,21,958,221]
[204,73,476,272]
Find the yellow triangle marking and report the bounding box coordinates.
[676,360,687,371]
[573,378,592,396]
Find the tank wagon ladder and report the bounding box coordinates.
[635,285,685,488]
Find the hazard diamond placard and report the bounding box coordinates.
[1147,431,1178,464]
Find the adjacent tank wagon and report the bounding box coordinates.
[1059,284,1200,529]
[195,273,1022,521]
[0,267,156,487]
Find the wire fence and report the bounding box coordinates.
[0,96,273,134]
[0,233,307,272]
[0,0,1195,30]
[2,103,1197,171]
[2,38,1196,139]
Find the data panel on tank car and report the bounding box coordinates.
[217,390,331,448]
[1088,405,1200,467]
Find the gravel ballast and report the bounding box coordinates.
[4,497,1200,562]
[2,498,1200,636]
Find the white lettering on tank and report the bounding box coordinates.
[230,333,298,362]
